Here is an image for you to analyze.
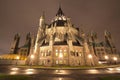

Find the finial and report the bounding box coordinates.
[104,30,107,36]
[40,11,45,19]
[59,1,61,9]
[43,11,45,17]
[56,2,64,16]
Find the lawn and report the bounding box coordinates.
[99,76,120,80]
[0,74,32,80]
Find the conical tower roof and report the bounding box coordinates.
[56,6,64,16]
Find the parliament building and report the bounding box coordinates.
[6,7,119,66]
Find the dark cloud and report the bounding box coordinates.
[0,0,120,54]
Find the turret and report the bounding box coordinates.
[104,30,115,48]
[10,33,20,54]
[90,31,98,43]
[28,13,46,65]
[83,33,98,66]
[25,32,31,55]
[34,13,45,53]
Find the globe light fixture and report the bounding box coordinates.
[104,55,109,60]
[16,56,19,60]
[31,55,34,59]
[113,57,117,61]
[16,56,20,65]
[88,54,92,59]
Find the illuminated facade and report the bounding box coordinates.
[2,7,118,66]
[26,7,119,66]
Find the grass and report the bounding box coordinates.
[0,74,32,80]
[17,64,120,69]
[99,76,120,80]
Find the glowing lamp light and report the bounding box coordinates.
[31,55,34,59]
[113,57,117,61]
[16,56,19,60]
[104,55,109,60]
[98,61,102,64]
[88,54,92,59]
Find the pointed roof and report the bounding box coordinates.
[56,6,64,16]
[40,11,45,19]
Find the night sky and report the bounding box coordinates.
[0,0,120,54]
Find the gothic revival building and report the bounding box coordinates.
[26,7,119,66]
[9,33,31,60]
[1,6,118,65]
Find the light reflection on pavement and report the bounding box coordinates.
[0,66,120,80]
[8,67,120,75]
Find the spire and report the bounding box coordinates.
[40,11,45,19]
[56,5,64,16]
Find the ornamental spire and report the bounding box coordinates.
[56,4,64,16]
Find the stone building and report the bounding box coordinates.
[1,6,118,66]
[26,7,119,66]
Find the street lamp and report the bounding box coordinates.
[113,57,117,64]
[88,54,92,59]
[113,57,117,61]
[104,55,109,60]
[31,55,34,59]
[30,55,34,66]
[16,56,19,65]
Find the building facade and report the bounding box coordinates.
[1,7,118,66]
[26,7,119,66]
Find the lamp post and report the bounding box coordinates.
[104,55,109,60]
[16,56,19,65]
[88,54,93,66]
[30,55,34,67]
[104,55,109,64]
[88,54,92,59]
[113,57,117,64]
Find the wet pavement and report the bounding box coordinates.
[0,65,120,80]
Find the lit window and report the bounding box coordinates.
[79,53,81,56]
[59,60,63,64]
[41,53,43,57]
[56,52,58,56]
[59,52,63,58]
[60,50,62,52]
[64,52,67,57]
[56,60,58,64]
[64,49,66,52]
[56,50,58,52]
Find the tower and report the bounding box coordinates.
[28,13,46,65]
[10,33,20,54]
[34,13,45,53]
[104,30,116,54]
[83,33,98,66]
[25,32,31,55]
[104,30,115,48]
[90,31,98,43]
